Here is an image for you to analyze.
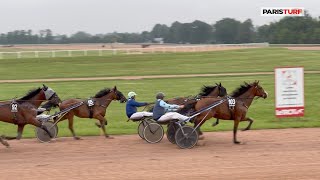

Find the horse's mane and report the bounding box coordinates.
[18,88,42,101]
[231,82,254,97]
[94,88,111,98]
[199,85,217,96]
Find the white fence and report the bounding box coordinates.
[0,43,269,59]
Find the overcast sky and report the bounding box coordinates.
[0,0,319,35]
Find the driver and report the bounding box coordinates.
[152,92,189,122]
[126,91,152,120]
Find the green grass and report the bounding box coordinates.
[0,48,319,80]
[0,74,319,138]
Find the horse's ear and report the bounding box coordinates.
[219,82,222,86]
[43,84,48,90]
[215,83,219,86]
[113,86,117,91]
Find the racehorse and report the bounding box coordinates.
[174,83,227,135]
[0,85,61,140]
[58,86,127,139]
[193,81,268,144]
[147,83,227,113]
[178,82,227,115]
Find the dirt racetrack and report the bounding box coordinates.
[1,128,320,180]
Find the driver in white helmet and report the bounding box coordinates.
[126,91,152,120]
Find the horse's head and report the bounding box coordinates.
[111,86,127,103]
[199,83,227,98]
[42,84,62,107]
[216,82,227,97]
[252,81,268,99]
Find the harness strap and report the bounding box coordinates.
[10,99,19,124]
[86,98,95,119]
[228,108,234,120]
[88,107,93,119]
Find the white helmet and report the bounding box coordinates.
[128,91,137,98]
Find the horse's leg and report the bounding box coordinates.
[194,119,203,136]
[241,117,254,131]
[16,124,25,140]
[194,116,208,140]
[95,120,101,128]
[96,115,113,139]
[0,136,9,147]
[67,116,81,140]
[233,119,241,144]
[95,119,107,128]
[212,118,220,126]
[3,124,25,140]
[29,118,53,138]
[3,136,17,140]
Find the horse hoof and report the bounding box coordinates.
[234,141,241,144]
[74,137,82,140]
[1,141,9,147]
[95,123,101,128]
[198,135,205,140]
[196,141,206,146]
[105,136,114,139]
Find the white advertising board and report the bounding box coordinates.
[275,67,304,117]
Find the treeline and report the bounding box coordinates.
[1,12,320,44]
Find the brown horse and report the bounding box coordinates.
[0,85,61,140]
[193,81,268,144]
[176,83,227,135]
[178,83,227,115]
[147,83,227,113]
[170,83,227,105]
[58,86,127,139]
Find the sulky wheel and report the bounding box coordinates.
[137,118,155,140]
[143,123,164,144]
[54,123,59,138]
[138,121,146,139]
[35,121,57,143]
[166,122,179,144]
[175,126,198,149]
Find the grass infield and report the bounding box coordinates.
[0,74,318,138]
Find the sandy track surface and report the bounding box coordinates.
[1,128,319,180]
[1,71,319,83]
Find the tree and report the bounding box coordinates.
[214,18,241,43]
[70,31,92,43]
[237,19,255,43]
[150,24,169,39]
[190,20,213,43]
[165,21,183,43]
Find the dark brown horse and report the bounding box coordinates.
[178,83,227,115]
[147,83,227,113]
[0,85,61,140]
[193,81,268,144]
[170,83,227,105]
[58,86,127,139]
[177,83,227,135]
